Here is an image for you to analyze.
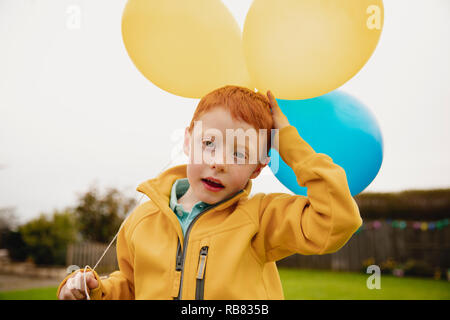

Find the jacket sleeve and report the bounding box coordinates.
[93,215,136,300]
[251,125,363,263]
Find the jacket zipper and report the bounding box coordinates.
[174,190,244,300]
[195,246,209,300]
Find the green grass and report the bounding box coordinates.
[279,268,450,300]
[0,269,449,300]
[0,286,58,300]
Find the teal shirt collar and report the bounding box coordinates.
[169,178,212,213]
[169,178,245,235]
[169,178,213,235]
[169,178,188,211]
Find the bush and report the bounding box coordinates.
[376,258,436,278]
[402,259,435,278]
[355,189,450,220]
[380,258,397,275]
[361,257,376,273]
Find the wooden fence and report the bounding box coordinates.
[278,219,450,273]
[67,220,450,275]
[66,242,118,275]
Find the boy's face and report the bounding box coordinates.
[183,107,270,205]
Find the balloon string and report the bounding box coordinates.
[93,193,145,271]
[84,265,92,300]
[82,192,145,300]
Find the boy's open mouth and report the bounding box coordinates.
[201,178,225,189]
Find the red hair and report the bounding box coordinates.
[188,86,274,155]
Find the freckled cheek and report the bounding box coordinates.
[228,170,251,189]
[186,164,203,181]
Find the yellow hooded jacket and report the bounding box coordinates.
[57,126,363,300]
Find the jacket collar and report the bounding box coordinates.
[136,164,253,239]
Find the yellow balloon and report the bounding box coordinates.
[121,0,251,99]
[243,0,384,100]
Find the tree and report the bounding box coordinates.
[74,186,137,243]
[0,207,28,261]
[19,209,78,265]
[0,207,18,248]
[2,185,136,265]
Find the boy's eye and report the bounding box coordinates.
[233,151,247,159]
[203,140,215,148]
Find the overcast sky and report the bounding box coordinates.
[1,0,449,223]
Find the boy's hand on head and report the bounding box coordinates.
[267,90,290,152]
[58,270,99,300]
[267,90,290,130]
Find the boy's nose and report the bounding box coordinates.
[209,160,225,171]
[206,151,226,171]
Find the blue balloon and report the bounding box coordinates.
[268,91,383,196]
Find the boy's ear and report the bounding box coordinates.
[183,127,191,157]
[249,157,270,180]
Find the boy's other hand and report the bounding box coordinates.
[267,90,290,130]
[58,270,99,300]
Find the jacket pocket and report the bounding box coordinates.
[195,246,209,300]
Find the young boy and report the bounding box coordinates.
[58,86,362,300]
